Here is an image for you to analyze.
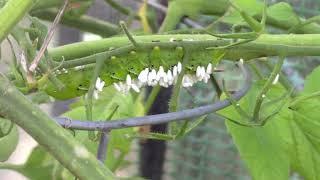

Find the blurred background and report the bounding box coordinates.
[1,0,320,179]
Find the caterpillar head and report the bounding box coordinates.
[42,68,91,99]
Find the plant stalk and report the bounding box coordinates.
[0,73,114,179]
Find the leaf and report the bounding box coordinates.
[218,81,291,180]
[63,86,144,170]
[303,65,320,94]
[290,65,320,145]
[289,119,320,180]
[222,0,262,24]
[0,146,66,180]
[0,119,18,162]
[267,2,300,27]
[288,65,320,179]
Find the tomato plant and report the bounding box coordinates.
[1,0,320,179]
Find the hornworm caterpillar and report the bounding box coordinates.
[39,32,320,100]
[42,44,225,100]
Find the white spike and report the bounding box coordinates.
[126,74,132,85]
[173,66,178,77]
[272,74,279,85]
[113,83,121,92]
[95,77,105,91]
[167,70,173,85]
[75,65,85,70]
[196,66,201,77]
[138,68,149,83]
[203,73,210,83]
[148,69,157,86]
[131,83,140,92]
[182,75,193,87]
[177,62,182,73]
[156,66,166,81]
[201,66,206,75]
[240,58,244,64]
[206,63,212,74]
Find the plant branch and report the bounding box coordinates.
[48,34,320,66]
[0,73,114,179]
[144,85,161,114]
[103,0,140,19]
[252,56,285,122]
[31,9,119,37]
[0,0,34,42]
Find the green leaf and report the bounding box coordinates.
[290,65,320,145]
[288,65,320,179]
[289,119,320,180]
[303,65,320,94]
[63,86,144,171]
[0,146,67,180]
[222,0,262,25]
[0,119,18,162]
[267,2,300,27]
[218,81,291,179]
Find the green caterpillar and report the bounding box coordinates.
[42,45,224,100]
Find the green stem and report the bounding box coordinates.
[0,74,114,179]
[144,85,161,114]
[48,34,320,62]
[288,15,320,33]
[0,0,35,42]
[103,0,139,19]
[248,62,264,80]
[0,162,21,170]
[86,54,105,140]
[11,27,65,90]
[262,61,296,96]
[32,9,119,37]
[252,56,285,122]
[159,2,184,32]
[169,48,189,112]
[110,152,126,172]
[160,0,320,34]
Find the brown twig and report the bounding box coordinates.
[29,0,69,72]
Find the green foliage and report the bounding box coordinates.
[0,146,67,180]
[267,2,300,27]
[63,86,144,171]
[219,80,292,180]
[288,66,320,179]
[218,64,320,179]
